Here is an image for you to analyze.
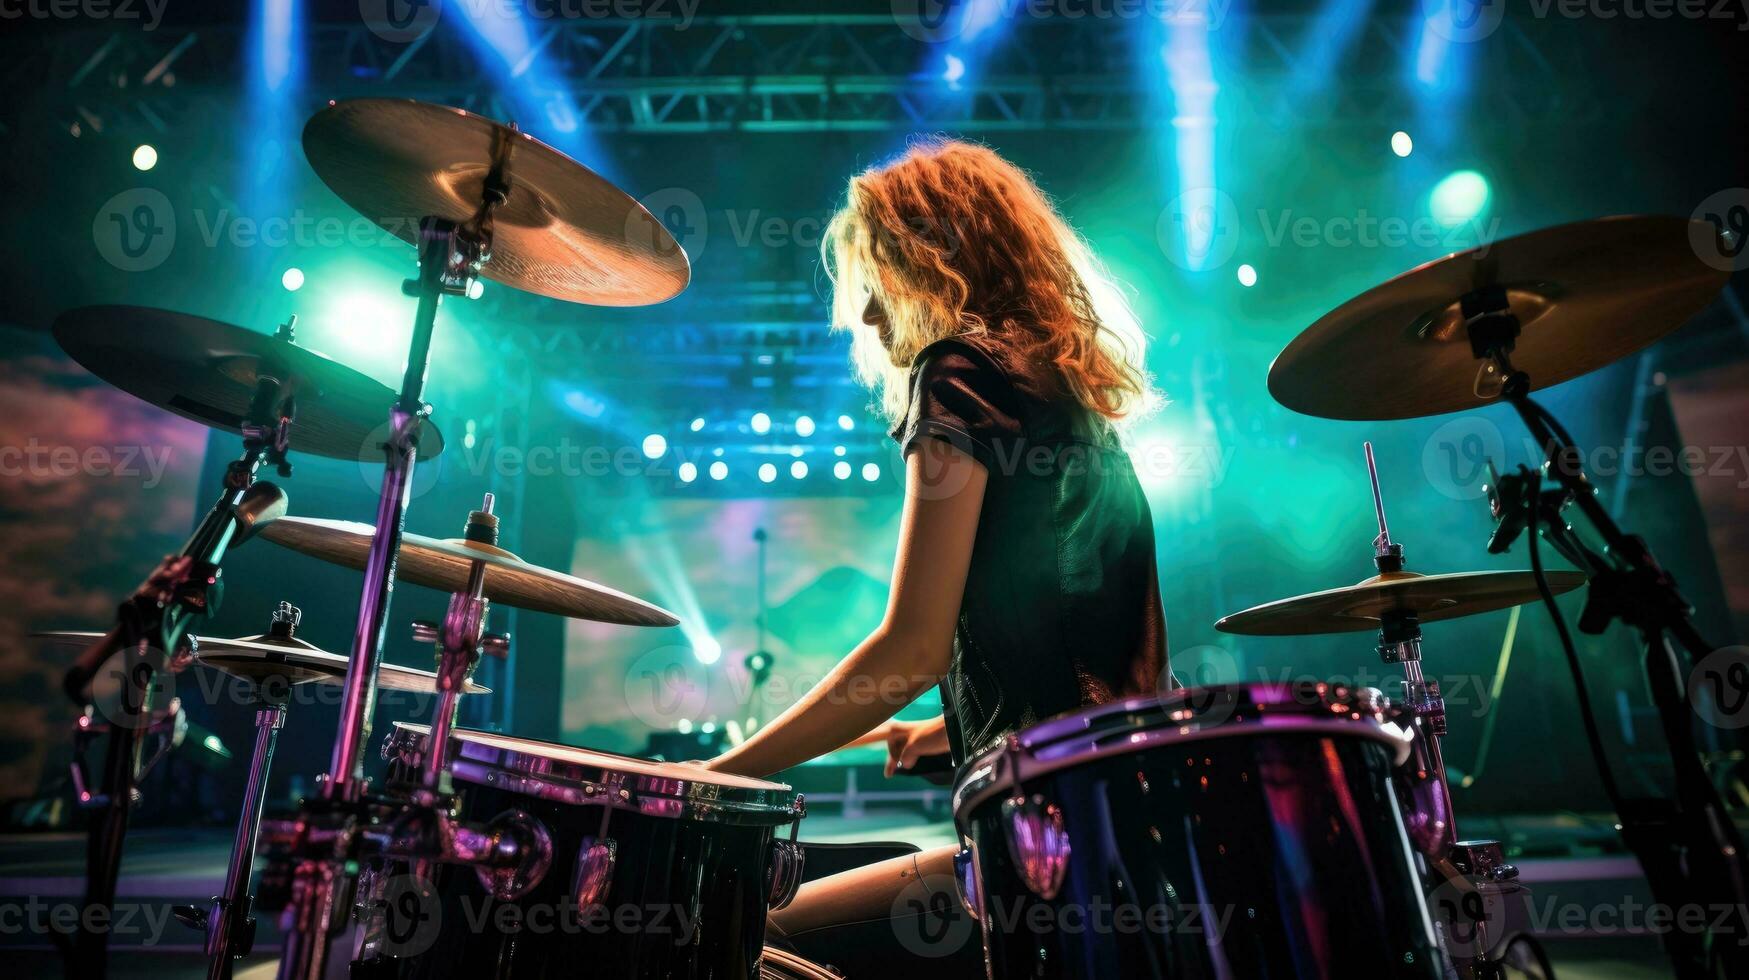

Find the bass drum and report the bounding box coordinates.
[361,723,805,980]
[952,682,1443,979]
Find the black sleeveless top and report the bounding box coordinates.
[891,337,1168,763]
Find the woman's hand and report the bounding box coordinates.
[883,716,950,777]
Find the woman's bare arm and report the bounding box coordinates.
[708,440,985,777]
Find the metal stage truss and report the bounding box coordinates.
[2,13,1616,139]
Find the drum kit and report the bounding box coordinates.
[950,214,1745,980]
[31,92,1743,980]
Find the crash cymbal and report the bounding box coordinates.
[32,630,487,694]
[1270,215,1732,420]
[303,98,689,306]
[53,305,444,461]
[259,517,680,626]
[1214,569,1589,636]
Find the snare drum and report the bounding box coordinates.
[364,723,804,979]
[952,682,1442,979]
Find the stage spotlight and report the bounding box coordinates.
[834,445,846,457]
[677,718,694,734]
[1391,130,1414,157]
[642,433,667,459]
[791,460,808,479]
[132,144,158,171]
[943,54,967,87]
[693,636,722,666]
[1236,264,1258,287]
[281,267,305,291]
[862,462,881,482]
[790,447,803,458]
[751,412,772,435]
[709,461,728,481]
[690,417,706,432]
[678,461,698,483]
[466,280,485,300]
[1430,170,1490,228]
[758,463,777,483]
[838,415,854,431]
[795,415,816,437]
[834,461,852,480]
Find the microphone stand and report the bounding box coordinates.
[68,318,297,980]
[1466,285,1749,979]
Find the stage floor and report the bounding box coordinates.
[0,811,1685,978]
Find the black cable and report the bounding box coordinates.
[1526,470,1626,809]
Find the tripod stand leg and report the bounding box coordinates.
[1638,627,1749,978]
[70,642,154,980]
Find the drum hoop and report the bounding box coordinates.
[950,714,1415,829]
[386,723,802,826]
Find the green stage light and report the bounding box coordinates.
[132,144,158,171]
[281,267,305,291]
[834,461,851,480]
[1430,170,1490,228]
[1391,131,1413,158]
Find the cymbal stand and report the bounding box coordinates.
[1464,284,1749,979]
[413,496,511,799]
[1362,444,1521,976]
[170,603,304,980]
[271,128,515,980]
[71,321,297,980]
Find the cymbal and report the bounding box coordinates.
[53,305,444,461]
[303,98,689,306]
[1214,569,1589,636]
[32,630,485,693]
[259,517,680,626]
[1270,216,1731,420]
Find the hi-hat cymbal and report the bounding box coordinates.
[1270,216,1732,420]
[259,517,680,626]
[303,98,689,306]
[1214,569,1589,636]
[53,305,444,461]
[31,630,485,693]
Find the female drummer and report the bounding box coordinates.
[706,138,1169,968]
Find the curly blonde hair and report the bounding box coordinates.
[823,138,1152,425]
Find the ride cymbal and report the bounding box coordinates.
[1214,569,1588,636]
[302,98,690,306]
[31,630,485,693]
[259,516,680,626]
[1270,215,1731,420]
[53,305,444,461]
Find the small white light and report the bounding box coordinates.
[132,144,158,171]
[834,445,846,457]
[834,461,852,480]
[466,279,485,300]
[795,415,816,437]
[678,461,698,483]
[838,415,854,431]
[751,412,771,435]
[642,433,667,459]
[758,463,777,483]
[281,267,305,291]
[861,462,880,482]
[790,460,808,479]
[677,718,694,734]
[709,461,728,481]
[1236,264,1258,288]
[690,417,705,432]
[1391,130,1414,158]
